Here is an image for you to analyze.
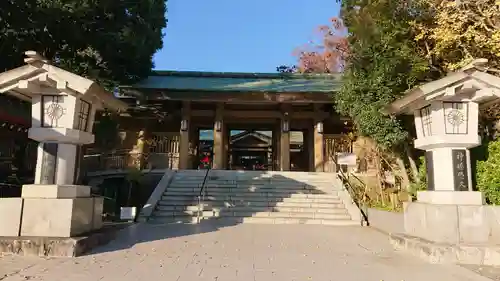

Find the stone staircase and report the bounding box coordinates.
[149,170,361,225]
[150,170,207,223]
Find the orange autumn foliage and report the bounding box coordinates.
[294,17,348,73]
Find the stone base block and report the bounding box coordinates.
[404,201,500,245]
[20,197,103,237]
[0,198,23,236]
[21,184,91,199]
[93,197,104,230]
[417,191,485,205]
[390,233,500,266]
[0,224,129,257]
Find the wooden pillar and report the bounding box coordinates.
[267,146,272,170]
[273,126,281,171]
[179,101,191,169]
[280,111,290,171]
[188,125,198,169]
[222,126,229,169]
[213,103,225,169]
[304,128,315,172]
[314,120,324,172]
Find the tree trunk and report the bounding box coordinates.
[394,156,411,191]
[405,145,420,184]
[375,155,386,205]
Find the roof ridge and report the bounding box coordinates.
[151,70,341,80]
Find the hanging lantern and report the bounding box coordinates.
[180,119,188,131]
[316,122,324,134]
[214,120,222,132]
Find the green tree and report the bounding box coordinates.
[337,0,432,149]
[0,0,167,88]
[412,0,500,71]
[335,0,435,186]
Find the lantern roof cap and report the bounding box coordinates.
[0,51,127,112]
[385,59,500,115]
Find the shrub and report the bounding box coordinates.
[476,140,500,205]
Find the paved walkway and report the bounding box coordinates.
[0,223,494,281]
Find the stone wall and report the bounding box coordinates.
[366,207,404,234]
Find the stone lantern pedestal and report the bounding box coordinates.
[0,51,127,240]
[385,60,500,265]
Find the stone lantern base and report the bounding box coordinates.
[417,191,485,205]
[389,199,500,265]
[0,185,103,238]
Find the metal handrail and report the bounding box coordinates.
[197,161,212,223]
[331,155,369,225]
[349,173,368,192]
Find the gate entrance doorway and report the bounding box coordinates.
[228,130,273,171]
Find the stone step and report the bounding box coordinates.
[149,216,198,224]
[205,201,346,209]
[165,187,201,193]
[210,217,359,226]
[204,196,343,204]
[148,216,357,226]
[156,205,206,212]
[156,205,348,214]
[172,175,205,182]
[160,195,199,201]
[205,179,336,184]
[160,193,342,203]
[157,199,345,209]
[204,187,341,194]
[169,183,204,188]
[165,189,341,199]
[154,210,351,220]
[157,200,198,206]
[165,185,341,192]
[204,183,338,190]
[205,192,341,199]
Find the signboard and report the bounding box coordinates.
[452,149,469,191]
[120,207,137,220]
[425,151,434,191]
[337,153,357,166]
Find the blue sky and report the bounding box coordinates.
[153,0,340,73]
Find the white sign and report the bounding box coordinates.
[120,207,137,220]
[384,171,396,185]
[337,153,357,166]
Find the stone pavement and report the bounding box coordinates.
[0,223,495,281]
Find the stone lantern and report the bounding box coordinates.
[0,51,127,238]
[385,60,500,264]
[386,60,500,205]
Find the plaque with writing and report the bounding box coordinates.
[425,151,434,191]
[40,143,58,185]
[452,149,469,191]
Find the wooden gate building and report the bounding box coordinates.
[89,71,353,172]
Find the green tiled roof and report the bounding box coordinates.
[131,71,341,93]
